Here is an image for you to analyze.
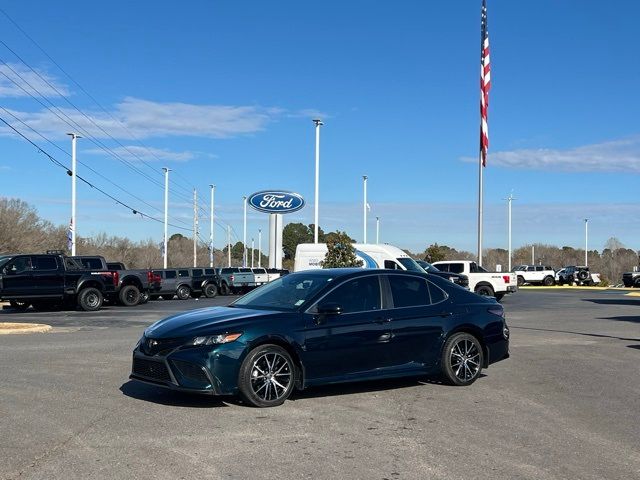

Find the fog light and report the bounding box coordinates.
[503,324,510,340]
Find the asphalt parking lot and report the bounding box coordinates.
[1,289,639,480]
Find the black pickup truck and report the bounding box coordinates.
[0,253,117,311]
[72,256,161,306]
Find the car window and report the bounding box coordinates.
[384,260,401,270]
[388,275,429,308]
[191,269,203,276]
[318,275,381,313]
[435,263,449,272]
[449,263,464,274]
[535,266,544,271]
[527,266,535,271]
[178,270,190,277]
[396,257,423,272]
[427,280,448,304]
[33,256,58,271]
[165,271,177,279]
[239,268,252,273]
[205,269,215,275]
[79,258,104,269]
[6,256,32,274]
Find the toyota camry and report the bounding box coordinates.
[130,268,509,407]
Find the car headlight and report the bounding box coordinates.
[187,332,242,346]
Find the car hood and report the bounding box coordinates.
[144,306,283,338]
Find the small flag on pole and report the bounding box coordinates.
[67,218,73,251]
[480,0,491,166]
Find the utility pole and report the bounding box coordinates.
[258,229,262,268]
[584,219,589,266]
[376,216,380,244]
[162,168,170,268]
[251,238,255,268]
[313,119,323,243]
[363,175,368,243]
[531,245,535,265]
[193,188,198,268]
[227,225,231,267]
[209,184,215,268]
[243,196,247,267]
[67,133,80,255]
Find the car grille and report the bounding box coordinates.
[172,359,210,384]
[140,336,184,356]
[132,358,171,382]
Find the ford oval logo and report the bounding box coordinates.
[248,190,305,214]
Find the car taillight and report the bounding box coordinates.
[153,274,161,282]
[230,274,234,281]
[147,271,154,282]
[113,271,119,286]
[503,275,511,283]
[487,305,504,318]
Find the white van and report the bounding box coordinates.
[294,243,423,272]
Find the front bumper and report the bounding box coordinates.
[506,285,517,293]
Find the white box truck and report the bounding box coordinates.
[294,243,423,272]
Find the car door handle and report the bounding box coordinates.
[375,317,392,324]
[438,312,453,318]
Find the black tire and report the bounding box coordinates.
[238,344,295,408]
[78,288,103,312]
[577,270,589,281]
[9,300,30,311]
[475,285,494,297]
[219,282,230,296]
[204,283,218,298]
[543,276,555,286]
[517,276,525,287]
[118,285,141,307]
[176,285,191,300]
[161,294,174,300]
[441,332,484,386]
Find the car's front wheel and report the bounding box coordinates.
[204,284,218,298]
[441,332,484,386]
[238,344,295,407]
[176,285,191,300]
[78,288,103,312]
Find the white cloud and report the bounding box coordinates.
[84,145,196,162]
[0,63,69,98]
[462,136,640,173]
[0,165,10,171]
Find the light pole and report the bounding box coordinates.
[193,188,198,268]
[362,175,368,243]
[584,218,589,266]
[209,184,215,268]
[251,238,255,268]
[162,167,170,268]
[227,225,231,267]
[506,193,515,272]
[67,133,80,255]
[258,229,262,268]
[313,119,323,243]
[376,216,380,244]
[243,196,247,267]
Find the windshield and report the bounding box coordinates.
[416,260,441,273]
[397,257,423,272]
[0,256,11,268]
[232,272,336,311]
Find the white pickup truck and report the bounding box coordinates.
[432,260,518,301]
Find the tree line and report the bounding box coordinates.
[2,198,639,283]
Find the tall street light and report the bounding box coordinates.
[584,218,589,266]
[243,196,247,267]
[376,216,380,245]
[258,229,262,268]
[162,167,170,268]
[506,193,515,272]
[67,133,80,255]
[362,175,368,243]
[313,119,323,243]
[209,184,215,268]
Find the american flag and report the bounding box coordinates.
[480,0,491,166]
[67,218,73,251]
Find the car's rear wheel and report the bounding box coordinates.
[78,288,103,312]
[577,270,589,281]
[9,300,30,311]
[238,345,295,408]
[441,332,484,386]
[204,284,218,298]
[176,285,191,300]
[517,276,524,286]
[119,285,140,306]
[543,276,555,286]
[475,285,494,297]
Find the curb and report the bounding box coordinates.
[0,323,52,335]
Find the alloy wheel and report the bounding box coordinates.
[249,352,292,402]
[449,338,481,382]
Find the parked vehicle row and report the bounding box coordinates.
[217,267,288,295]
[513,264,601,286]
[432,260,518,301]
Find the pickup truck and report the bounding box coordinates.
[218,267,267,295]
[72,256,160,306]
[0,253,117,311]
[432,260,518,301]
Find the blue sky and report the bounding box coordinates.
[0,0,639,254]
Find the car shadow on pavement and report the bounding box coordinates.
[627,345,640,351]
[597,315,640,324]
[119,380,231,408]
[583,298,640,306]
[512,325,640,342]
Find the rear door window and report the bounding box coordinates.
[178,270,190,277]
[449,263,465,274]
[384,260,401,270]
[205,269,215,275]
[191,269,203,276]
[165,271,177,279]
[388,275,430,308]
[319,275,382,313]
[33,256,58,271]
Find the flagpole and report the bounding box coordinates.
[477,151,483,266]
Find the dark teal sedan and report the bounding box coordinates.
[130,269,509,407]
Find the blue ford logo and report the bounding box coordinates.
[248,190,305,214]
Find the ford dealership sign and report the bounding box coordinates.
[248,190,305,214]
